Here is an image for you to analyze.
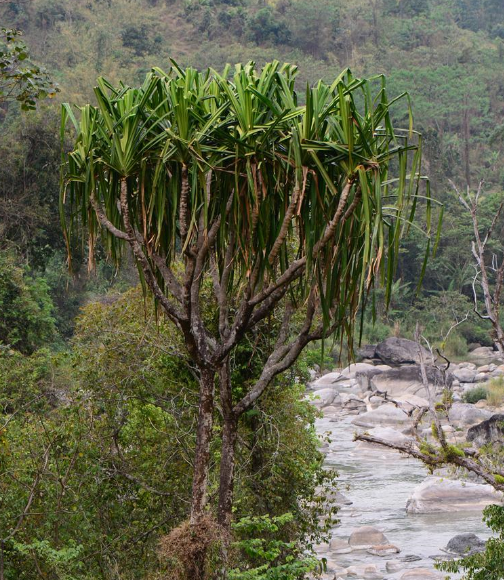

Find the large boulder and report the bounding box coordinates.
[348,526,389,549]
[467,414,504,447]
[406,476,502,513]
[357,344,377,359]
[452,367,477,383]
[370,365,449,398]
[341,362,377,377]
[340,392,366,410]
[329,537,352,554]
[351,403,410,428]
[311,372,344,389]
[355,367,388,391]
[444,533,486,556]
[375,337,430,366]
[470,346,497,359]
[448,402,492,427]
[311,388,338,408]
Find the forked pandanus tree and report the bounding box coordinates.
[60,61,436,556]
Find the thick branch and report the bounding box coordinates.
[355,433,504,492]
[118,181,190,332]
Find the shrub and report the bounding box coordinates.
[486,377,504,407]
[245,8,290,44]
[0,252,56,354]
[464,386,488,404]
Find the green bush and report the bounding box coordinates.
[464,386,488,404]
[0,252,56,354]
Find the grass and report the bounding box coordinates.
[486,377,504,407]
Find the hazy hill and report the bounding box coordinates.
[2,0,504,191]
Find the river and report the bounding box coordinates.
[315,413,491,579]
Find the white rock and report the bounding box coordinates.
[453,367,476,382]
[322,404,341,416]
[341,363,377,377]
[311,372,344,388]
[367,543,400,556]
[406,476,503,513]
[354,426,413,450]
[340,393,367,410]
[448,402,492,426]
[470,346,496,358]
[345,564,383,579]
[386,559,404,573]
[348,525,388,548]
[458,362,477,370]
[351,403,410,428]
[329,537,352,554]
[325,560,346,575]
[312,388,338,407]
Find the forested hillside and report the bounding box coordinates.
[2,1,504,579]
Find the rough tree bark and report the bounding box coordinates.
[191,368,216,524]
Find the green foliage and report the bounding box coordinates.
[121,24,161,56]
[245,8,290,44]
[61,62,432,354]
[0,27,58,110]
[0,111,65,268]
[419,440,437,457]
[444,444,466,460]
[0,346,54,411]
[229,513,320,580]
[464,386,488,404]
[0,252,56,353]
[0,286,332,579]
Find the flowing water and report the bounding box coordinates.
[315,413,491,578]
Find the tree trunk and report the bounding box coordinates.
[217,414,238,530]
[190,367,216,525]
[217,361,238,531]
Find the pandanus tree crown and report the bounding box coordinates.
[61,61,439,338]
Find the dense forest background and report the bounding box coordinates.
[1,1,504,578]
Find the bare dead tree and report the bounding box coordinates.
[450,180,504,355]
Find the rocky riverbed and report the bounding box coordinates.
[309,338,504,580]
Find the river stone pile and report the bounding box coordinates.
[308,336,504,580]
